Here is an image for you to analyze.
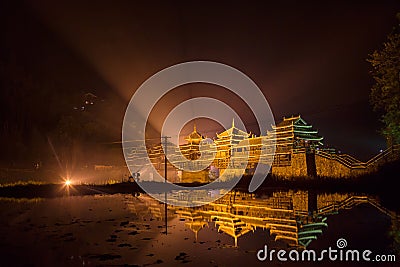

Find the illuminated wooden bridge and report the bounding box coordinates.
[126,115,400,181]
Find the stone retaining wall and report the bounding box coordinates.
[271,153,308,178]
[272,152,373,178]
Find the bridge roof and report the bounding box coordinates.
[275,115,308,128]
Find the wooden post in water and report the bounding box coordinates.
[162,136,170,235]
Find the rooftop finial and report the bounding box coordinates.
[194,123,197,132]
[232,118,235,128]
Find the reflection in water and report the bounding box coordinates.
[131,190,399,249]
[1,191,398,266]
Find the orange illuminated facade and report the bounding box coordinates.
[141,115,325,182]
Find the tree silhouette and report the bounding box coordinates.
[368,13,400,146]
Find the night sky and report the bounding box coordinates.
[1,0,400,163]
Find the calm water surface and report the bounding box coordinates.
[0,189,398,266]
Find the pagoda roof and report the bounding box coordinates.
[216,221,254,247]
[270,115,324,144]
[216,118,250,139]
[275,115,309,128]
[185,124,205,143]
[184,220,208,241]
[297,220,328,248]
[185,221,208,233]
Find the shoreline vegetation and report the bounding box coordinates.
[0,160,399,208]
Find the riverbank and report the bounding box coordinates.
[1,160,398,205]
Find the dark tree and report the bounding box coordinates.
[368,13,400,146]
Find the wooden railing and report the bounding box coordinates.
[366,144,400,166]
[317,195,397,220]
[315,144,400,170]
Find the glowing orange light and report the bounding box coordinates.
[65,179,71,186]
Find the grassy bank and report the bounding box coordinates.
[0,160,398,206]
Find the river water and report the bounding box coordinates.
[0,189,398,266]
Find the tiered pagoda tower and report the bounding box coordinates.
[213,119,250,169]
[179,124,204,160]
[268,115,323,167]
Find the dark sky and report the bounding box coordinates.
[1,0,400,161]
